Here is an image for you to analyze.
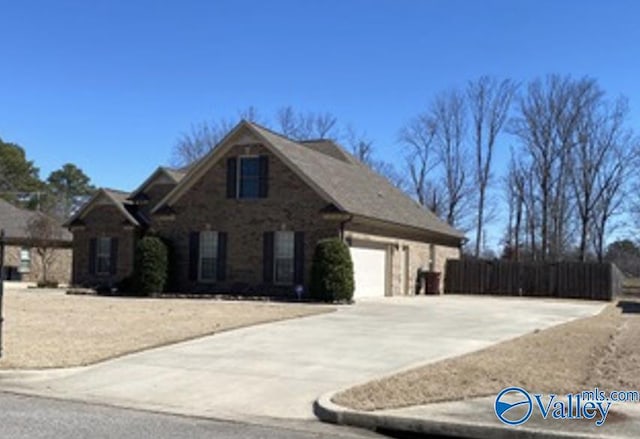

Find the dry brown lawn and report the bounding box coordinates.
[0,289,333,369]
[334,300,640,411]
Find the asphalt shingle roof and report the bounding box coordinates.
[249,123,464,239]
[0,198,72,242]
[102,189,147,226]
[161,167,187,182]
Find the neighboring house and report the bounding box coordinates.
[66,121,464,298]
[0,199,72,284]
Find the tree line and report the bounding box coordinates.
[0,138,95,220]
[0,138,96,285]
[172,75,638,264]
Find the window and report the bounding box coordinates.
[199,231,218,281]
[274,231,295,285]
[227,155,268,199]
[96,237,112,274]
[19,248,31,273]
[238,157,260,198]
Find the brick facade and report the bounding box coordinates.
[70,126,463,296]
[3,244,72,284]
[71,204,138,287]
[138,182,176,218]
[152,142,342,294]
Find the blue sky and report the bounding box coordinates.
[1,0,639,244]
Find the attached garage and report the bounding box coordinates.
[350,245,388,299]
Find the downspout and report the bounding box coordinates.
[340,215,354,243]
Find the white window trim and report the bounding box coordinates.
[236,155,260,199]
[19,247,31,273]
[198,231,218,282]
[96,237,112,275]
[273,231,295,285]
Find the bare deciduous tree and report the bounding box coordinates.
[237,105,264,124]
[342,126,405,189]
[171,106,266,167]
[571,97,632,260]
[468,76,517,257]
[504,152,527,261]
[400,90,473,227]
[507,75,637,262]
[275,106,339,140]
[510,75,602,260]
[345,125,374,165]
[589,123,633,262]
[26,214,64,284]
[431,89,473,228]
[399,114,439,207]
[171,118,235,167]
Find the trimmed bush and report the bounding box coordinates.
[310,238,354,302]
[134,236,168,295]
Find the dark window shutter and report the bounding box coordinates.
[216,232,227,281]
[88,238,97,275]
[294,232,305,285]
[189,232,200,281]
[263,231,274,283]
[109,238,119,275]
[226,157,237,198]
[258,155,269,198]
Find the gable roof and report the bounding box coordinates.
[0,198,71,242]
[64,188,143,227]
[153,120,464,240]
[250,123,464,239]
[128,166,186,201]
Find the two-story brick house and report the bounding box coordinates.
[66,121,464,298]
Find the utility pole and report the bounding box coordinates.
[0,229,4,358]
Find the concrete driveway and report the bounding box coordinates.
[0,295,604,424]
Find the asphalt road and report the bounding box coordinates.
[0,392,385,439]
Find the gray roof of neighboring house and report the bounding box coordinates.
[248,123,465,239]
[0,198,72,242]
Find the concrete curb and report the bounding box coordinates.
[313,391,603,439]
[0,367,85,383]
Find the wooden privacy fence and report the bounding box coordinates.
[444,259,623,301]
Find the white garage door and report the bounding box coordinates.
[350,246,387,299]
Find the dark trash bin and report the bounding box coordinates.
[425,271,441,294]
[415,270,441,295]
